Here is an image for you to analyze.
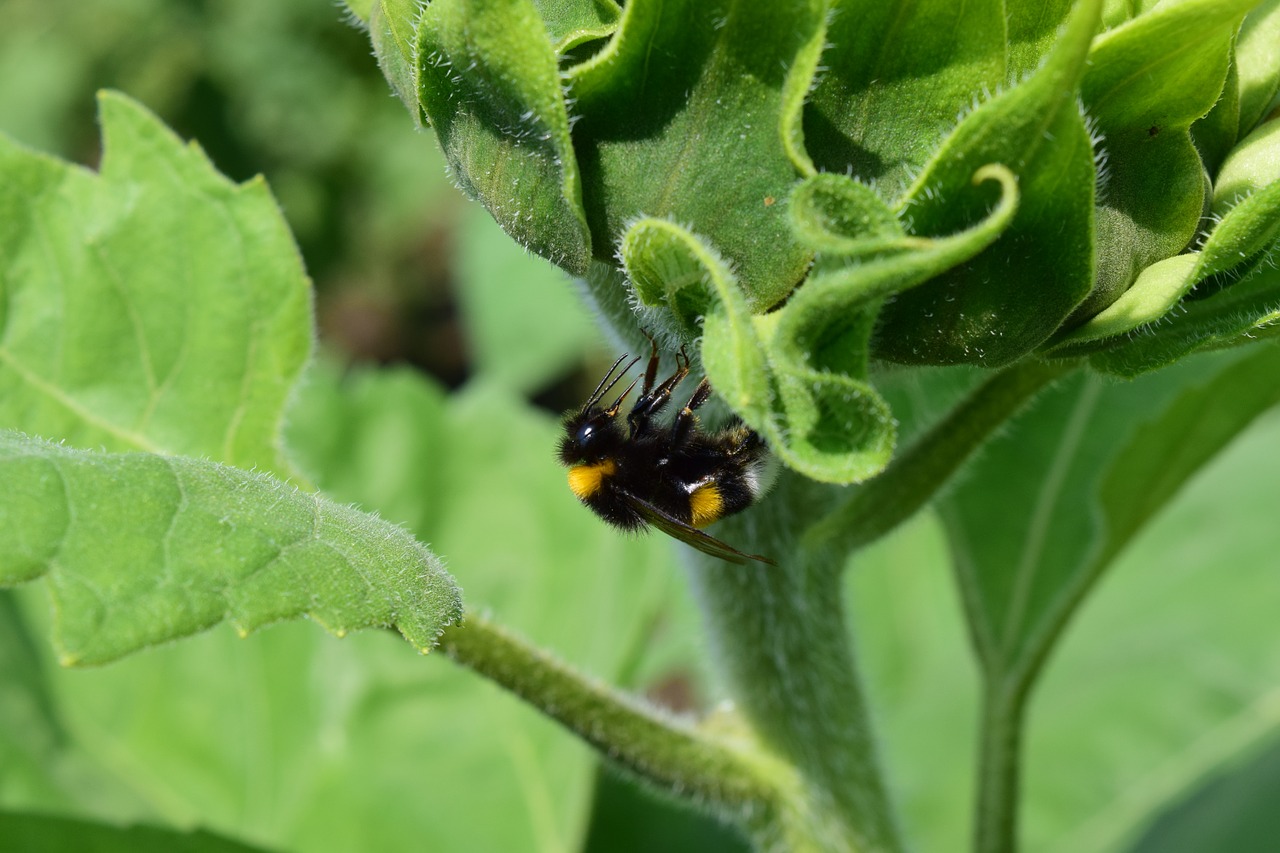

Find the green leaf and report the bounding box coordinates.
[532,0,621,53]
[339,0,374,26]
[415,0,592,275]
[0,810,271,853]
[847,513,978,853]
[1235,0,1280,136]
[1079,0,1254,315]
[620,213,893,484]
[0,430,462,665]
[850,407,1280,851]
[1191,47,1241,179]
[1126,740,1280,853]
[873,0,1101,366]
[1006,1,1078,78]
[565,0,826,310]
[0,92,311,476]
[370,0,423,121]
[803,0,1005,195]
[1085,266,1280,377]
[941,341,1280,695]
[683,165,1017,484]
[758,165,1020,483]
[289,366,686,851]
[1213,115,1280,213]
[1069,117,1280,373]
[1051,116,1280,360]
[1021,406,1280,852]
[0,591,78,809]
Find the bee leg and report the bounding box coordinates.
[670,377,713,446]
[628,344,690,437]
[638,329,660,397]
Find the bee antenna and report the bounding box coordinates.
[584,355,641,411]
[605,376,640,415]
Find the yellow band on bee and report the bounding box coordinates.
[568,459,616,499]
[690,483,724,527]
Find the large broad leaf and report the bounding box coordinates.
[1021,405,1280,852]
[5,366,678,853]
[0,91,461,664]
[929,341,1280,846]
[0,92,311,477]
[0,430,461,664]
[941,343,1280,691]
[1126,739,1280,853]
[846,401,1280,851]
[0,811,270,853]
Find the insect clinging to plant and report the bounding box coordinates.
[559,338,774,565]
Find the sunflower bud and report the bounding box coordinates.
[354,0,1280,483]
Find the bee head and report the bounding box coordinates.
[559,407,624,465]
[559,353,643,466]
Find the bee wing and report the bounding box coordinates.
[622,491,775,566]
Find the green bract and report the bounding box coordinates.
[354,0,1280,484]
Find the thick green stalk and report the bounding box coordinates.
[688,474,904,853]
[805,358,1077,555]
[438,612,800,836]
[974,680,1027,853]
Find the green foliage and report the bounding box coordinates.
[0,94,461,659]
[366,0,1280,488]
[417,0,593,274]
[6,3,1280,853]
[0,430,460,664]
[0,91,309,476]
[875,0,1098,365]
[0,811,272,853]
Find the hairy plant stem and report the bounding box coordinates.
[438,612,802,836]
[805,357,1078,554]
[974,680,1027,853]
[689,475,905,853]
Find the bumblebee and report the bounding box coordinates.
[559,340,773,565]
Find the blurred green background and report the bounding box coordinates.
[3,2,1280,851]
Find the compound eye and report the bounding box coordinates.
[576,422,595,448]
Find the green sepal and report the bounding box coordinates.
[1235,0,1280,137]
[339,0,374,26]
[1079,0,1256,315]
[1086,266,1280,376]
[872,0,1101,366]
[0,431,462,666]
[1055,120,1280,372]
[683,165,1017,485]
[370,0,425,124]
[565,0,825,309]
[532,0,621,54]
[416,0,592,275]
[619,218,772,419]
[804,0,1005,195]
[1006,1,1077,78]
[622,218,730,342]
[1192,44,1242,179]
